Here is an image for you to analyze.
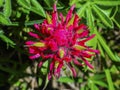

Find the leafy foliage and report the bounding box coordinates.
[0,0,120,90]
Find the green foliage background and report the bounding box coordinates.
[0,0,120,90]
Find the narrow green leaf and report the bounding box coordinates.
[43,0,52,7]
[105,69,115,90]
[42,74,49,90]
[88,81,98,90]
[0,33,15,47]
[87,34,97,49]
[18,7,30,14]
[93,84,99,90]
[90,74,105,80]
[111,6,118,18]
[77,3,88,17]
[30,0,46,17]
[3,0,12,17]
[94,1,120,6]
[17,0,31,10]
[18,0,45,17]
[38,78,42,86]
[41,60,49,75]
[96,30,119,62]
[0,13,11,25]
[86,29,97,49]
[99,7,113,17]
[44,6,64,10]
[110,65,119,74]
[8,19,44,26]
[92,84,99,90]
[8,75,15,82]
[90,83,96,90]
[92,5,113,28]
[114,53,120,61]
[98,42,105,57]
[58,77,74,83]
[112,18,120,28]
[13,81,21,87]
[25,19,44,26]
[31,7,45,17]
[69,0,78,6]
[93,81,108,87]
[0,65,17,74]
[21,83,27,90]
[112,8,120,29]
[86,5,94,32]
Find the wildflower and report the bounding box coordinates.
[25,4,99,79]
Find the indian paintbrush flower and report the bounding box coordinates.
[25,4,99,79]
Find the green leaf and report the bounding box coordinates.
[90,74,105,80]
[58,77,74,83]
[98,41,105,57]
[21,83,27,90]
[17,0,46,17]
[114,53,120,61]
[86,29,97,49]
[3,0,12,17]
[96,30,119,62]
[44,6,64,10]
[112,7,120,29]
[24,19,44,26]
[0,13,11,25]
[99,7,113,17]
[0,65,17,74]
[88,80,99,90]
[110,65,119,74]
[13,81,21,87]
[42,74,49,90]
[92,84,99,90]
[69,0,78,6]
[86,5,95,32]
[38,78,43,86]
[86,34,97,49]
[112,18,120,28]
[90,83,96,90]
[77,3,88,17]
[30,0,46,17]
[41,60,49,75]
[17,0,31,10]
[19,7,30,14]
[31,7,45,17]
[94,1,120,6]
[111,6,118,18]
[92,5,113,28]
[9,19,44,26]
[105,69,115,90]
[0,31,15,47]
[93,81,108,87]
[44,0,52,7]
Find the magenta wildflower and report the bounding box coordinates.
[25,4,99,79]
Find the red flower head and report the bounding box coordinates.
[25,4,99,79]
